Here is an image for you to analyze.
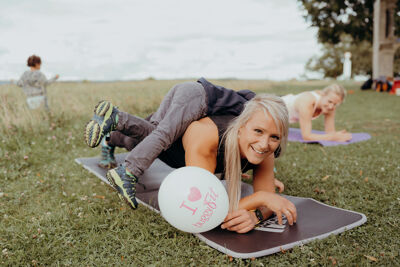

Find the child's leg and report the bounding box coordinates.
[107,131,143,151]
[149,82,205,125]
[99,121,153,170]
[125,81,207,177]
[98,137,118,169]
[114,111,156,147]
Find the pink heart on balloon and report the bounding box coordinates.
[187,187,202,202]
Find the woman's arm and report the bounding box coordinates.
[234,155,276,227]
[222,155,297,233]
[239,155,295,222]
[238,154,275,211]
[182,118,219,173]
[324,111,336,133]
[325,112,352,140]
[296,93,323,140]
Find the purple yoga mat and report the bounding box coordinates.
[288,128,371,146]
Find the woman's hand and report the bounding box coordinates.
[274,178,284,193]
[263,193,297,225]
[221,209,259,234]
[333,130,352,142]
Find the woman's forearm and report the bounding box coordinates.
[302,132,336,141]
[238,191,273,210]
[239,192,274,220]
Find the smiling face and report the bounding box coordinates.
[319,91,342,114]
[238,109,281,165]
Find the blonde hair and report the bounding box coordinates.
[222,94,289,212]
[322,84,346,101]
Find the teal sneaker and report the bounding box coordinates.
[98,139,117,169]
[106,165,138,209]
[85,100,119,148]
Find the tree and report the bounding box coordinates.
[299,0,400,77]
[306,34,372,78]
[300,0,400,44]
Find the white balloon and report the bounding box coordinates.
[158,166,229,233]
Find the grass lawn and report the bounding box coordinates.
[0,79,399,266]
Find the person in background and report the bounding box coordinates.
[281,84,352,142]
[17,55,59,111]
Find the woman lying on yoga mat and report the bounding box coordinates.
[84,94,296,233]
[281,84,352,142]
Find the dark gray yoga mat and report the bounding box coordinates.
[288,128,371,146]
[75,153,367,259]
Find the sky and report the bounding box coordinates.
[0,0,321,81]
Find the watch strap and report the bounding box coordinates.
[254,208,264,223]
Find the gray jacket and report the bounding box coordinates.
[17,70,57,97]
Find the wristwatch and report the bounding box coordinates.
[254,208,264,223]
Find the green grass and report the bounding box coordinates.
[0,80,399,266]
